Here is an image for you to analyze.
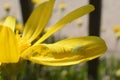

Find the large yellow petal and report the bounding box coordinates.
[0,26,19,63]
[22,36,107,66]
[3,16,15,31]
[35,4,95,44]
[23,0,55,42]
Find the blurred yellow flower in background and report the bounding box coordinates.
[4,3,10,12]
[116,69,120,77]
[59,2,66,10]
[0,0,107,66]
[76,18,83,26]
[112,26,120,39]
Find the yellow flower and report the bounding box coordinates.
[76,18,83,26]
[112,26,120,39]
[58,2,66,10]
[0,0,107,66]
[116,69,120,77]
[4,3,10,12]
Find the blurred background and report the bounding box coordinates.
[0,0,120,80]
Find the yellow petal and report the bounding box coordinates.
[32,0,49,4]
[23,0,55,42]
[3,16,16,31]
[22,36,107,66]
[35,4,95,44]
[0,26,19,63]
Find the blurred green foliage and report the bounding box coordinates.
[1,56,120,80]
[20,57,120,80]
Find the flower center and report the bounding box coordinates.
[15,30,31,53]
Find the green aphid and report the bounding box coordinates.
[32,52,38,56]
[25,50,38,59]
[72,46,83,53]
